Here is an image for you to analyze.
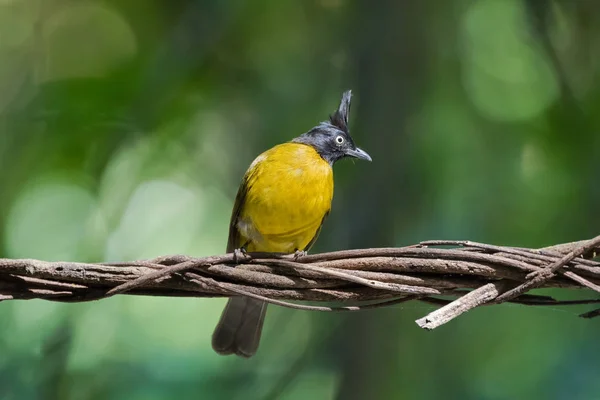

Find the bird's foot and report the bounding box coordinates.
[233,247,249,264]
[293,249,308,261]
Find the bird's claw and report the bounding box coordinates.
[233,247,249,264]
[293,250,307,261]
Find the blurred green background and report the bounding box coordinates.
[1,0,599,399]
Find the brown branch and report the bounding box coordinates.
[415,282,510,330]
[495,235,600,302]
[1,236,599,331]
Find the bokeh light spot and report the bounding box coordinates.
[40,3,137,82]
[5,177,101,261]
[461,0,559,121]
[105,180,204,261]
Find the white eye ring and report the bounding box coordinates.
[335,135,345,145]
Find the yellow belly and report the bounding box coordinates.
[236,143,333,253]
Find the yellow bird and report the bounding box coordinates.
[212,90,371,357]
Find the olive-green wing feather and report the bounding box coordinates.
[226,173,251,253]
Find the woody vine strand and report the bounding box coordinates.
[1,235,600,329]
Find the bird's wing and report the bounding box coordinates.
[226,172,251,253]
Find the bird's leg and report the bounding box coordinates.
[293,249,308,261]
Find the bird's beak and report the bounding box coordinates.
[345,147,372,162]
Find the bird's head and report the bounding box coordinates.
[293,90,371,165]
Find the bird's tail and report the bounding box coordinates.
[211,297,267,358]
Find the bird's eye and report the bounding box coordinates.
[335,135,345,145]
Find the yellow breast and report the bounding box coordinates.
[237,142,333,253]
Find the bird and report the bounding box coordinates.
[211,90,371,357]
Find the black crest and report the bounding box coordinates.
[329,90,352,133]
[292,89,370,164]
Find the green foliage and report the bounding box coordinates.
[0,0,599,399]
